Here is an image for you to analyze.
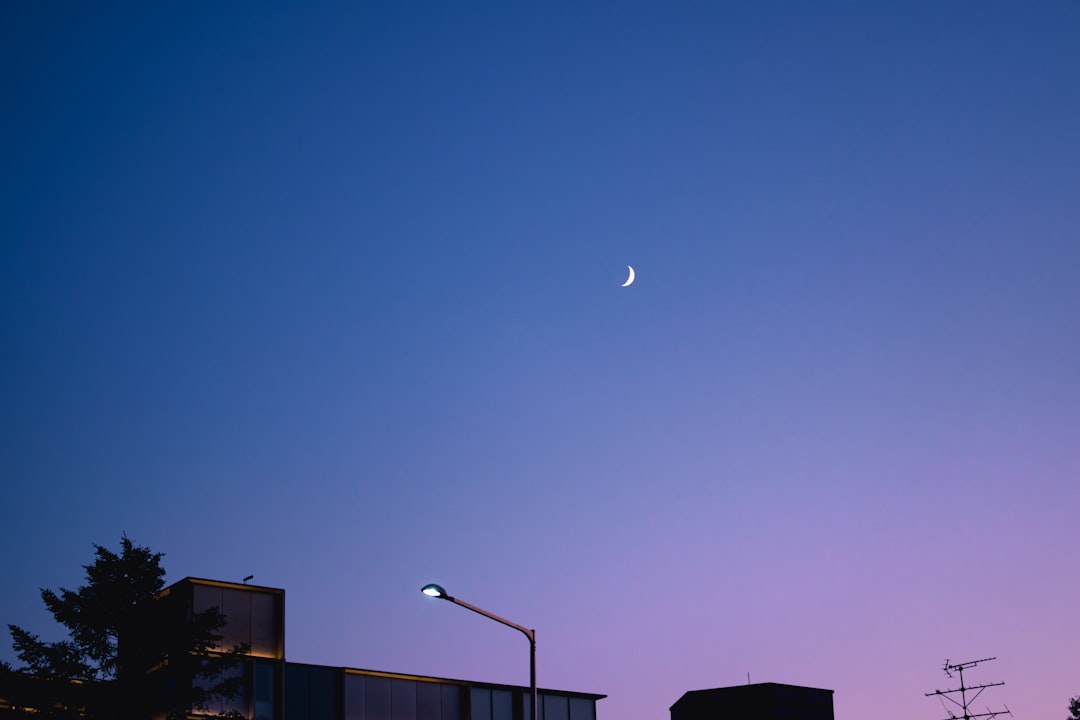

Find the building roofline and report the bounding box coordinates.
[678,682,834,695]
[161,576,285,595]
[155,577,603,701]
[670,682,834,710]
[281,662,603,700]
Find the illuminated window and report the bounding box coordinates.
[190,583,282,659]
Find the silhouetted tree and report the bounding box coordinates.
[4,536,246,720]
[1068,695,1080,720]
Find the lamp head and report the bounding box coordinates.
[421,583,450,599]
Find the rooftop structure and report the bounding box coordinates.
[670,682,834,720]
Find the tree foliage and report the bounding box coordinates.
[3,536,246,720]
[9,537,165,683]
[1068,695,1080,720]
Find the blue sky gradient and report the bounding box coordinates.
[2,4,1078,720]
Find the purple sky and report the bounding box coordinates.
[2,4,1078,720]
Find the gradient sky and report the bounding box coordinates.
[2,4,1078,720]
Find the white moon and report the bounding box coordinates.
[621,265,635,287]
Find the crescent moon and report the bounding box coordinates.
[621,265,635,287]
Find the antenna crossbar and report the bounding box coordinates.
[924,657,1010,720]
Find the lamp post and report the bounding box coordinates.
[421,584,537,720]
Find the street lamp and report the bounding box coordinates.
[421,584,538,720]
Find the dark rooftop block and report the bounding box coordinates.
[670,682,834,720]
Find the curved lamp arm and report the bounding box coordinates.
[421,583,538,720]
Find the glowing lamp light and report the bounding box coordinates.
[421,583,449,599]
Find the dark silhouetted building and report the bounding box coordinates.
[153,577,604,720]
[1,576,602,720]
[670,683,834,720]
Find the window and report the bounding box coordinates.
[345,675,463,720]
[251,591,279,657]
[193,660,248,718]
[417,681,441,720]
[392,680,417,720]
[345,673,368,720]
[569,698,595,720]
[471,689,492,720]
[254,662,275,720]
[285,665,335,720]
[365,675,392,720]
[222,589,253,651]
[190,583,282,659]
[542,694,568,720]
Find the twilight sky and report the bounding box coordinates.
[2,3,1078,720]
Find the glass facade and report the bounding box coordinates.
[470,687,515,720]
[285,664,336,720]
[470,689,596,720]
[192,660,249,717]
[255,662,276,720]
[569,698,595,720]
[542,695,568,720]
[191,582,284,659]
[344,674,464,720]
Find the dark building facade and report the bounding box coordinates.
[670,683,834,720]
[154,578,604,720]
[6,576,833,720]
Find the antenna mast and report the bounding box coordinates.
[925,657,1011,720]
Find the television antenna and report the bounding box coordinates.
[925,657,1011,720]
